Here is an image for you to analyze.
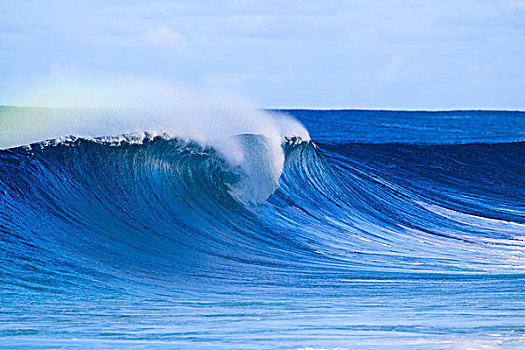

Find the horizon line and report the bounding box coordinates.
[268,107,525,112]
[1,104,524,113]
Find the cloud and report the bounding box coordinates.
[0,22,47,35]
[503,0,525,10]
[378,56,405,82]
[142,26,186,48]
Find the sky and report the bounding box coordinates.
[1,0,524,109]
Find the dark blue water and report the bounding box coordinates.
[1,108,524,349]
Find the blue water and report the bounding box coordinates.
[1,108,524,349]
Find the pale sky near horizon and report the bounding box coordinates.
[1,0,524,109]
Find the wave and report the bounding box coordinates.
[272,140,525,271]
[1,134,524,296]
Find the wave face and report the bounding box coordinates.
[1,108,525,349]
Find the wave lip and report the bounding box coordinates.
[0,105,311,205]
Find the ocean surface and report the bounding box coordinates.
[1,107,524,349]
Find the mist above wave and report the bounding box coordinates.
[0,77,309,203]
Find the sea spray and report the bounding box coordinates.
[0,77,309,202]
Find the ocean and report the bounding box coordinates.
[0,107,524,349]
